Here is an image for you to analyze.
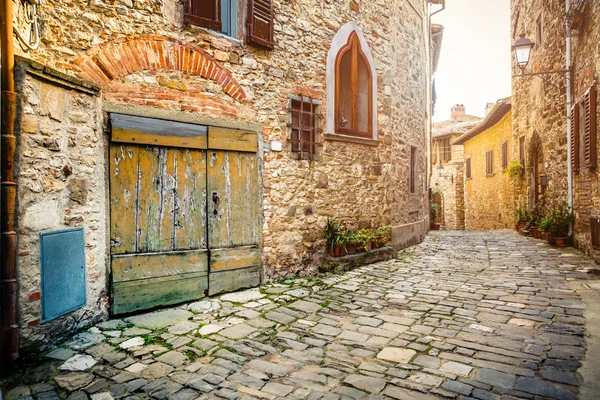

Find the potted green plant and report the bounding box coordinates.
[539,216,551,241]
[372,225,391,248]
[528,207,542,238]
[356,228,375,253]
[430,202,440,230]
[325,218,345,257]
[344,232,360,255]
[515,208,529,231]
[547,202,574,246]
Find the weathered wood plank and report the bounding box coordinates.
[111,113,208,150]
[112,250,208,282]
[137,147,176,252]
[174,149,208,250]
[110,144,139,254]
[210,246,261,272]
[112,127,208,150]
[207,150,230,248]
[112,271,208,315]
[208,127,258,152]
[208,266,261,296]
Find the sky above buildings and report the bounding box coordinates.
[431,0,511,122]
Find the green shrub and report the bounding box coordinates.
[507,160,524,180]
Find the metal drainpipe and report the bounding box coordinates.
[566,0,573,231]
[1,0,20,370]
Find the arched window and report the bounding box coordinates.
[335,32,373,138]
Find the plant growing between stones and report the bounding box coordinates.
[507,160,524,180]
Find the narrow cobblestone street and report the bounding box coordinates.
[3,231,599,400]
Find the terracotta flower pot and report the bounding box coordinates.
[346,243,358,255]
[430,223,441,230]
[519,221,527,230]
[329,244,342,257]
[554,237,568,247]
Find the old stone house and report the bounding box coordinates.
[0,0,442,357]
[454,100,514,230]
[431,105,480,229]
[511,0,599,260]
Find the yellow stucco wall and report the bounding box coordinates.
[463,111,515,230]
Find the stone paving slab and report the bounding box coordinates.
[2,231,599,400]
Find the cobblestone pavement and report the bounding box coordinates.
[3,231,600,400]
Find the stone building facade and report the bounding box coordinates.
[5,0,439,349]
[431,105,480,230]
[454,101,515,230]
[511,0,600,261]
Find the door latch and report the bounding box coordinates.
[212,192,219,216]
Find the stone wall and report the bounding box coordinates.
[9,0,432,347]
[511,0,569,215]
[431,134,464,230]
[463,112,515,230]
[14,62,107,350]
[512,0,600,261]
[571,0,600,262]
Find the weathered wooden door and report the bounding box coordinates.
[206,127,262,295]
[109,114,261,314]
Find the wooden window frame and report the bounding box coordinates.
[287,95,322,160]
[486,150,493,175]
[335,32,373,139]
[442,138,452,162]
[502,141,508,170]
[247,0,275,49]
[571,103,580,172]
[184,0,223,31]
[465,157,472,179]
[592,217,600,251]
[584,84,597,169]
[519,136,525,168]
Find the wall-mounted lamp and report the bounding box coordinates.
[540,173,548,187]
[436,162,453,184]
[511,33,570,89]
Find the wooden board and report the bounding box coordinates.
[111,113,208,150]
[207,151,261,249]
[209,246,261,272]
[208,266,261,296]
[110,145,139,254]
[113,271,208,315]
[112,250,208,282]
[208,127,258,152]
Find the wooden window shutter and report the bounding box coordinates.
[584,85,597,168]
[466,157,471,179]
[502,142,508,170]
[571,103,580,171]
[247,0,274,49]
[486,150,493,174]
[185,0,222,31]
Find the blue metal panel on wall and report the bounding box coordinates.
[40,228,86,322]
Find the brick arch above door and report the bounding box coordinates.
[74,35,246,101]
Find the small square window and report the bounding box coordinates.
[287,96,322,160]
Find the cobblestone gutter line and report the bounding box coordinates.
[1,231,598,400]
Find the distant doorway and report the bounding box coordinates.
[528,134,545,209]
[433,192,443,226]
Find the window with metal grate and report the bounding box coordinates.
[287,96,322,160]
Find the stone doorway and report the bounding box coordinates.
[433,192,443,225]
[528,134,545,209]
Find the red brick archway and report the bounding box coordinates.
[74,35,246,101]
